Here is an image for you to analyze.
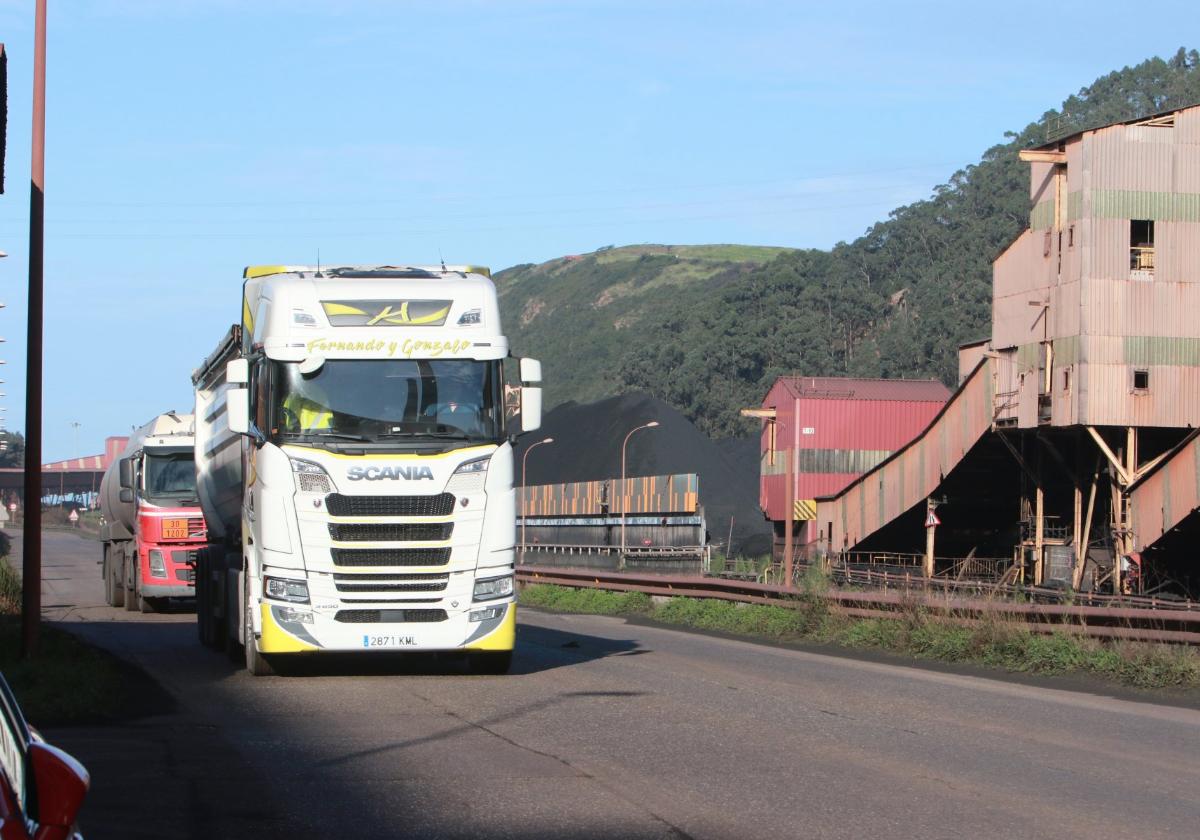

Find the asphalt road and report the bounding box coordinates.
[18,529,1200,839]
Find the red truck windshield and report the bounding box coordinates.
[143,450,198,504]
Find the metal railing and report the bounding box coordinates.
[517,566,1200,645]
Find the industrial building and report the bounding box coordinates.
[749,377,949,556]
[756,102,1200,597]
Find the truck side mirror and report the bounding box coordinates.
[519,357,543,433]
[227,387,250,436]
[225,358,251,435]
[117,457,135,490]
[226,358,249,385]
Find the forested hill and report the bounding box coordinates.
[498,49,1200,438]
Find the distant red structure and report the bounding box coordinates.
[42,436,128,472]
[755,377,949,547]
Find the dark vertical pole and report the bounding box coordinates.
[22,0,47,659]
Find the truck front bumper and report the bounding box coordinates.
[256,600,516,654]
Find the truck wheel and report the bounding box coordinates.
[110,551,125,608]
[244,583,275,677]
[468,651,513,675]
[123,554,138,612]
[196,552,212,647]
[225,579,243,663]
[103,548,119,607]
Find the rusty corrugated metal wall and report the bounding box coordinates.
[994,106,1200,432]
[521,473,699,517]
[1130,430,1200,551]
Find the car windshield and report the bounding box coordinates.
[272,358,502,443]
[143,450,198,502]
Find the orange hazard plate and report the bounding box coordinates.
[162,519,188,539]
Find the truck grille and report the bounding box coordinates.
[170,549,199,566]
[325,493,455,517]
[335,609,447,623]
[187,518,207,539]
[331,548,451,567]
[328,523,452,542]
[333,573,449,594]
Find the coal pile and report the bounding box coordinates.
[515,393,771,556]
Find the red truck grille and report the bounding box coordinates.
[187,518,207,539]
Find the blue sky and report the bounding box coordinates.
[0,0,1192,460]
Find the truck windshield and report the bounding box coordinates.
[143,450,198,503]
[272,359,503,443]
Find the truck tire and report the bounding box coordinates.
[225,577,243,663]
[468,651,513,675]
[196,550,212,647]
[103,547,120,607]
[244,581,275,677]
[123,553,138,612]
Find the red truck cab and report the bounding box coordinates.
[100,416,213,612]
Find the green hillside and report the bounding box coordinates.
[496,244,793,406]
[499,49,1200,437]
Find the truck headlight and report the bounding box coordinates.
[264,576,310,604]
[453,456,490,475]
[448,455,490,495]
[473,574,513,601]
[291,457,334,494]
[148,549,167,578]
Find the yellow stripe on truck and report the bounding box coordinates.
[259,605,320,653]
[467,604,516,651]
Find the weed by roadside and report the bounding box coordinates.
[519,583,1200,692]
[0,556,156,725]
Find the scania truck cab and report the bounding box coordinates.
[193,264,541,675]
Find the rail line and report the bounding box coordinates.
[515,566,1200,645]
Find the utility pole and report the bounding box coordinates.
[22,0,48,659]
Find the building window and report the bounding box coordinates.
[1133,369,1150,391]
[1043,231,1052,257]
[1068,225,1075,248]
[1062,368,1071,392]
[1130,220,1155,273]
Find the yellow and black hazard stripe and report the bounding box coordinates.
[793,499,817,521]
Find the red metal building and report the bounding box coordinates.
[757,377,949,545]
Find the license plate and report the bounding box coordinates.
[162,518,187,539]
[363,634,417,648]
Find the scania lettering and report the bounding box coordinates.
[191,263,542,675]
[99,413,210,612]
[346,465,435,481]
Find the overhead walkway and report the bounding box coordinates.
[814,359,996,552]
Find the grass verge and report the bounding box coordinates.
[1,554,169,726]
[519,583,1200,692]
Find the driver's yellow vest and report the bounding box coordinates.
[283,394,332,430]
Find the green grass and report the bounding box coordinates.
[519,584,1200,692]
[0,556,152,726]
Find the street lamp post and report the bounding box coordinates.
[519,437,554,562]
[620,421,660,558]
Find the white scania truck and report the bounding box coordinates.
[192,264,541,675]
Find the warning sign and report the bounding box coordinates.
[793,499,817,520]
[68,510,79,523]
[925,509,941,528]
